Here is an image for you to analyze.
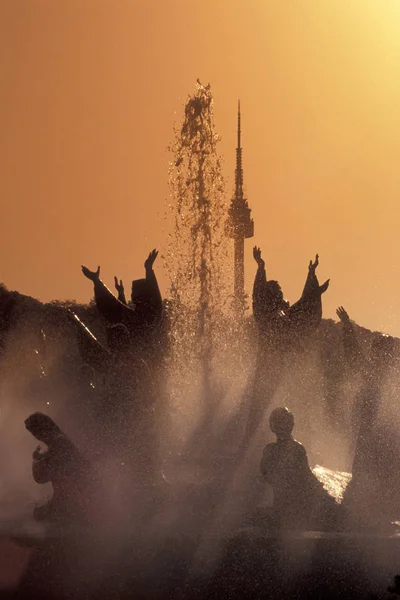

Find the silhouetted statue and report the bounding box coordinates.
[67,309,110,375]
[252,246,289,351]
[244,250,329,451]
[288,254,330,339]
[260,407,339,529]
[253,248,329,350]
[68,298,158,472]
[71,313,148,442]
[102,323,147,411]
[336,306,393,432]
[246,247,291,445]
[81,249,162,356]
[25,412,96,525]
[337,306,399,527]
[68,309,139,376]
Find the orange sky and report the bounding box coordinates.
[0,1,400,335]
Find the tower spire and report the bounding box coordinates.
[226,101,254,318]
[235,100,243,200]
[238,99,241,149]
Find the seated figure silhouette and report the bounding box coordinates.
[260,407,339,530]
[25,412,96,525]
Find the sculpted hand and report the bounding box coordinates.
[145,249,159,270]
[320,279,330,294]
[253,246,265,268]
[81,265,100,282]
[114,276,124,295]
[336,306,351,324]
[309,254,319,271]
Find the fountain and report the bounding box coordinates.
[165,81,231,365]
[1,80,400,600]
[163,81,250,462]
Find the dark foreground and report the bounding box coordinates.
[1,521,400,600]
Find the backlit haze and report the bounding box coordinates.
[1,1,399,335]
